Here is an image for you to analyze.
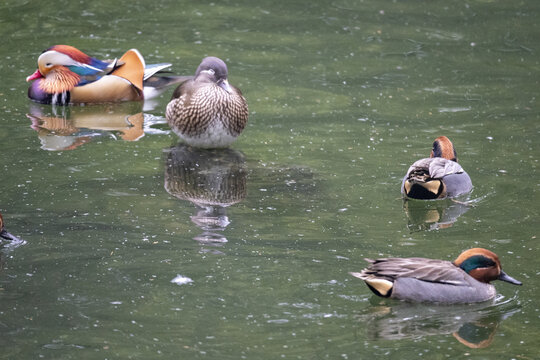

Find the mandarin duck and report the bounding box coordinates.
[402,136,473,199]
[166,56,248,148]
[26,45,188,105]
[350,248,522,303]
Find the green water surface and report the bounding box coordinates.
[0,0,538,359]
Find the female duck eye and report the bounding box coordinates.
[200,69,215,76]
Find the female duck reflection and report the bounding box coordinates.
[164,144,247,248]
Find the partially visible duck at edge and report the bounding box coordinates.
[402,136,472,200]
[166,56,249,149]
[26,45,188,105]
[0,212,22,243]
[350,248,522,304]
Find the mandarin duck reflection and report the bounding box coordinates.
[27,45,187,105]
[402,136,472,199]
[166,57,249,148]
[358,298,520,349]
[27,102,146,150]
[350,248,522,304]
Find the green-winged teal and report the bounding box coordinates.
[166,56,249,148]
[402,136,472,199]
[350,248,522,303]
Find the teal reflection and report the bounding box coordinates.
[402,198,472,232]
[164,144,247,248]
[357,297,520,349]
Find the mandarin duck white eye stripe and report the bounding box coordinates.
[200,69,215,76]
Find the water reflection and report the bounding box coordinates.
[164,144,247,249]
[26,103,157,151]
[403,198,472,232]
[358,297,520,348]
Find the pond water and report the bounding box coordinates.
[0,0,538,359]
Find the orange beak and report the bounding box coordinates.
[26,69,43,82]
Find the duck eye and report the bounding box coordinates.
[200,69,216,76]
[46,63,52,67]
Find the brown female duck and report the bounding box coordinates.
[166,57,248,148]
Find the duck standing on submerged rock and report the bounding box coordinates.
[166,56,248,149]
[402,136,473,199]
[350,248,522,304]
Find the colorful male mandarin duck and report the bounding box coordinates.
[27,45,186,105]
[166,56,249,148]
[0,212,21,242]
[402,136,472,199]
[349,248,522,304]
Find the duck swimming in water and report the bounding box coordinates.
[166,56,249,148]
[26,45,186,105]
[349,248,522,304]
[402,136,472,200]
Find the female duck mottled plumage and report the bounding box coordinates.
[350,248,522,303]
[26,45,184,105]
[166,56,248,148]
[402,136,472,199]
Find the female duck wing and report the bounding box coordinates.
[143,75,193,100]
